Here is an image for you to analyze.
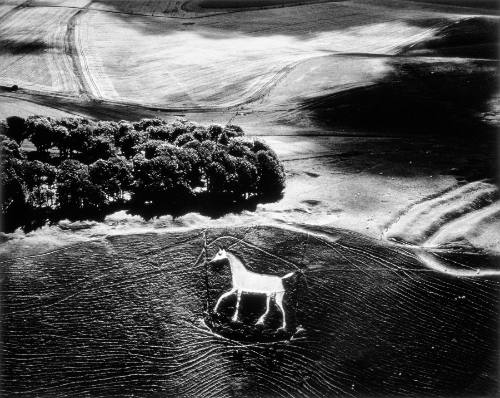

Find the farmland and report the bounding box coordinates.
[0,0,498,256]
[0,0,453,107]
[1,1,499,396]
[0,0,498,257]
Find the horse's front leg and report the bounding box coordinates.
[214,288,236,313]
[232,290,242,322]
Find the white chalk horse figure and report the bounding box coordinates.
[209,247,297,330]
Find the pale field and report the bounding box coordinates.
[0,1,27,20]
[0,0,91,95]
[258,136,500,255]
[0,0,443,106]
[0,0,498,254]
[0,0,493,106]
[77,1,439,106]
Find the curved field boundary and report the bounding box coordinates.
[285,223,500,277]
[0,2,84,94]
[416,250,500,277]
[64,0,94,98]
[65,0,116,100]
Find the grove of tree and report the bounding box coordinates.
[0,116,285,232]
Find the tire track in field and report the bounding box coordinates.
[64,0,99,100]
[0,93,84,116]
[4,235,207,316]
[223,59,310,108]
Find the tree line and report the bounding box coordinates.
[1,116,285,232]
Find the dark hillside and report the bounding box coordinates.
[2,225,498,397]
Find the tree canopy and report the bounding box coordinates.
[1,116,286,232]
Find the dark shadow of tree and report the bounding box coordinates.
[2,191,284,234]
[126,191,283,220]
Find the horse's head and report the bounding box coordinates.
[208,246,228,268]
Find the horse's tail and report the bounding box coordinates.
[282,268,305,280]
[282,269,308,295]
[282,271,295,279]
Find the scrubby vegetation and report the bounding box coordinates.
[0,116,285,232]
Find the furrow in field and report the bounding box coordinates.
[64,0,94,97]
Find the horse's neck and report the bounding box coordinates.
[227,253,249,280]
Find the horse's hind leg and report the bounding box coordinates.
[256,294,271,325]
[214,288,236,313]
[275,291,286,330]
[232,290,242,322]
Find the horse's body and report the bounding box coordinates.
[209,248,296,330]
[227,252,293,293]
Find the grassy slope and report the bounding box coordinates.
[2,225,499,396]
